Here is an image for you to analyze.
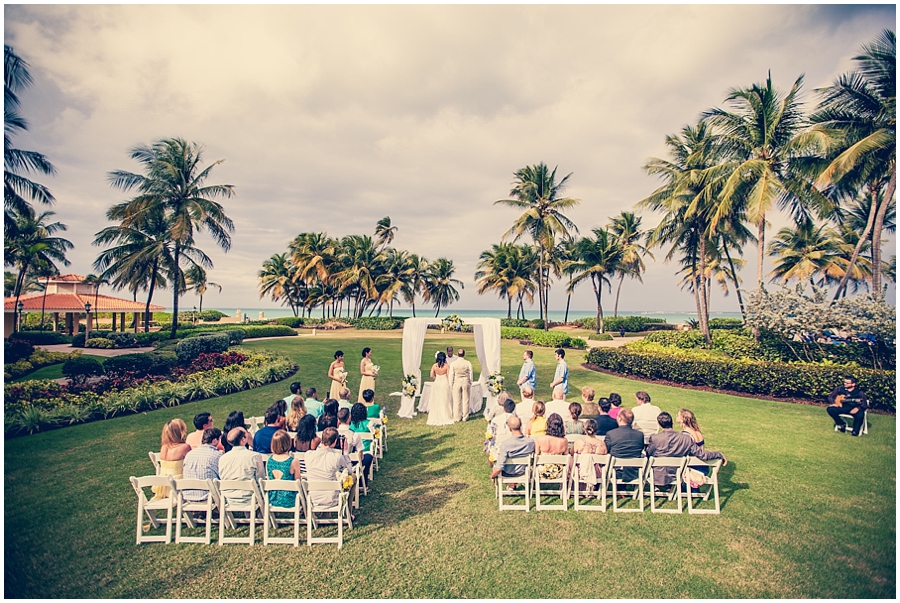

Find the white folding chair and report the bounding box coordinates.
[565,434,584,453]
[533,453,570,510]
[359,432,378,477]
[304,480,352,549]
[379,407,388,451]
[173,478,219,544]
[215,479,264,545]
[260,478,306,546]
[646,457,687,514]
[148,451,160,475]
[130,475,176,544]
[609,457,647,513]
[685,457,723,515]
[247,416,264,435]
[369,424,384,460]
[572,453,610,511]
[836,409,869,435]
[346,450,365,504]
[495,455,533,512]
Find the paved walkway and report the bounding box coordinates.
[38,344,156,357]
[584,335,644,349]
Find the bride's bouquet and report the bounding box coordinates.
[487,371,505,396]
[441,314,464,332]
[401,373,418,397]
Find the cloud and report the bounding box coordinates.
[5,4,895,312]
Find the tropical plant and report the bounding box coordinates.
[569,227,623,333]
[107,138,235,337]
[374,216,398,249]
[495,162,580,329]
[184,265,221,313]
[475,242,536,319]
[424,257,463,317]
[608,211,653,318]
[767,219,845,286]
[400,253,429,318]
[258,253,305,316]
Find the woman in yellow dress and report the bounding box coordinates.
[358,347,377,403]
[151,418,192,500]
[328,350,347,401]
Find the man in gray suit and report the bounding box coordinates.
[449,348,473,422]
[604,409,645,482]
[646,412,726,487]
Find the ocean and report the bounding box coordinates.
[188,307,742,325]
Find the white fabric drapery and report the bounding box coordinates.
[397,317,502,419]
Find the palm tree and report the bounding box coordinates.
[6,208,72,325]
[82,273,109,327]
[608,211,653,318]
[376,248,413,318]
[768,220,845,285]
[400,254,429,318]
[701,72,830,298]
[258,253,304,316]
[811,29,895,297]
[185,265,221,314]
[495,163,580,329]
[569,228,623,334]
[425,257,464,317]
[334,235,383,318]
[374,216,398,250]
[289,232,337,317]
[107,138,235,337]
[4,45,55,232]
[475,244,515,318]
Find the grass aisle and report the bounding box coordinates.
[4,331,895,598]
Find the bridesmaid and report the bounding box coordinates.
[328,350,346,401]
[358,347,377,403]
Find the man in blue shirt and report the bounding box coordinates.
[305,386,324,419]
[516,350,537,395]
[252,405,284,453]
[549,348,569,400]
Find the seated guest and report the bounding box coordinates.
[595,398,619,436]
[182,427,223,502]
[361,388,381,419]
[304,427,354,516]
[580,387,599,418]
[533,413,569,454]
[489,415,535,484]
[545,388,569,419]
[151,418,193,500]
[294,414,321,454]
[604,409,645,482]
[305,387,324,419]
[186,412,212,449]
[676,408,706,448]
[252,404,285,454]
[486,398,518,463]
[337,407,372,480]
[217,428,264,506]
[285,396,307,432]
[348,403,375,486]
[825,375,868,436]
[524,400,547,437]
[565,402,585,435]
[485,390,513,421]
[221,411,248,453]
[608,392,623,420]
[646,412,726,487]
[274,398,288,418]
[282,381,302,405]
[515,386,535,424]
[631,391,662,443]
[317,399,339,432]
[265,430,302,507]
[338,387,354,411]
[572,419,607,493]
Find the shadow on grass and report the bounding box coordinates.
[718,461,749,510]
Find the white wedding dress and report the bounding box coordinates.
[427,368,455,426]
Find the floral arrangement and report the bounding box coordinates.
[372,364,381,376]
[487,371,505,396]
[372,426,381,440]
[338,368,348,383]
[441,314,464,331]
[401,373,418,398]
[339,469,354,491]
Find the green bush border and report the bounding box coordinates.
[500,327,587,349]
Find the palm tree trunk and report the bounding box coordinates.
[39,282,49,330]
[591,275,601,334]
[721,235,746,320]
[833,186,879,301]
[144,260,159,332]
[564,287,571,323]
[756,218,766,291]
[871,171,895,295]
[613,273,625,318]
[698,236,711,345]
[507,294,512,319]
[434,302,441,318]
[170,246,180,339]
[199,294,203,314]
[537,248,546,329]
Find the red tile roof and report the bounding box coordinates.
[4,293,165,312]
[52,274,88,282]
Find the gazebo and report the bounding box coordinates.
[396,317,502,418]
[4,274,165,338]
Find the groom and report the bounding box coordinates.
[449,348,473,422]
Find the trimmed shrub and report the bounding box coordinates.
[708,317,744,329]
[103,353,155,377]
[349,317,403,330]
[584,346,895,411]
[274,316,304,328]
[85,338,115,349]
[198,310,226,322]
[62,356,104,384]
[643,330,707,349]
[577,316,671,332]
[500,327,587,349]
[175,333,231,364]
[149,351,178,375]
[9,331,72,345]
[5,339,36,364]
[72,330,113,348]
[183,324,296,340]
[500,318,530,328]
[227,329,245,345]
[105,332,140,348]
[589,332,614,341]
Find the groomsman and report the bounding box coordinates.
[516,350,537,396]
[549,348,569,401]
[445,346,458,364]
[449,349,474,422]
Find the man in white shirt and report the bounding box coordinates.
[549,348,569,400]
[217,428,264,506]
[445,346,457,364]
[515,386,535,424]
[516,350,537,395]
[544,388,570,419]
[631,391,662,443]
[337,387,354,411]
[304,427,353,508]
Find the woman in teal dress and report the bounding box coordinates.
[349,403,375,486]
[266,430,301,507]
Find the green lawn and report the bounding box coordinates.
[10,354,107,383]
[4,331,895,598]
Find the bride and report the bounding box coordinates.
[426,352,454,426]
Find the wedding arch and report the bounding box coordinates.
[396,317,502,418]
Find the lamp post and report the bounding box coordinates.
[84,301,92,341]
[16,301,24,333]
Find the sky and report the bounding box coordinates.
[4,4,896,313]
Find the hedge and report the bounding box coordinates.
[175,333,231,364]
[4,348,78,381]
[575,316,673,332]
[348,317,404,330]
[183,324,296,340]
[589,332,614,341]
[500,327,587,349]
[198,310,226,322]
[274,316,305,328]
[8,331,73,345]
[61,356,104,384]
[584,346,895,411]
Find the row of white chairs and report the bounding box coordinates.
[130,474,353,548]
[495,453,722,514]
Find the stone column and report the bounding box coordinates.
[52,312,59,332]
[121,312,126,332]
[112,313,117,331]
